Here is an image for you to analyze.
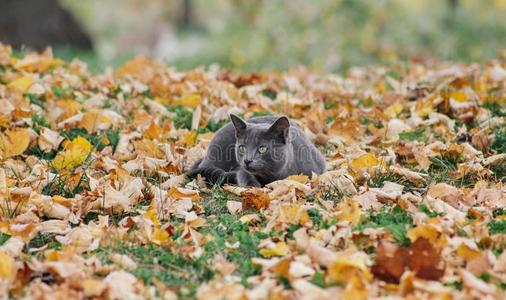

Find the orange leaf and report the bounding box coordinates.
[242,189,271,210]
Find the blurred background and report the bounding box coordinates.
[1,0,505,72]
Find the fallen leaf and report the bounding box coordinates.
[259,242,289,258]
[242,188,271,210]
[52,136,92,171]
[350,152,380,174]
[7,75,33,93]
[0,128,30,159]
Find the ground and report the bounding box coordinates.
[0,44,505,299]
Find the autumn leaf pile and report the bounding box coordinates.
[0,43,505,299]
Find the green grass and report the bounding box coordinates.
[488,220,506,235]
[492,128,506,154]
[92,212,264,298]
[425,153,477,187]
[418,203,441,218]
[317,181,345,205]
[354,205,413,246]
[26,233,62,252]
[367,169,419,193]
[0,233,10,246]
[398,128,427,142]
[201,184,235,216]
[483,102,506,118]
[493,208,506,218]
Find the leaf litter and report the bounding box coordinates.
[0,43,505,299]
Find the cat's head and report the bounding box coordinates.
[230,114,291,176]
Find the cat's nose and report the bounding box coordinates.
[244,159,252,166]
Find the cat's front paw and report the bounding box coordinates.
[237,170,261,187]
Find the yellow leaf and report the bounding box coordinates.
[145,122,163,140]
[278,204,311,226]
[0,128,31,159]
[16,54,63,73]
[182,131,198,147]
[0,250,16,280]
[168,187,201,201]
[154,97,171,105]
[52,136,92,171]
[449,91,468,102]
[152,228,171,246]
[350,152,380,174]
[116,55,159,82]
[342,275,368,300]
[259,242,289,258]
[144,208,160,227]
[385,101,403,118]
[336,198,361,226]
[329,256,372,284]
[406,224,446,249]
[133,139,164,158]
[455,243,481,262]
[173,94,201,108]
[79,110,111,133]
[7,76,33,93]
[286,174,309,183]
[56,100,82,120]
[0,115,11,129]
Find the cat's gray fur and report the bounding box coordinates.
[188,114,326,187]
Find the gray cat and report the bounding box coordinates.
[188,114,326,187]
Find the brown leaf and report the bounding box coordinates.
[371,241,409,283]
[407,238,445,281]
[242,188,271,210]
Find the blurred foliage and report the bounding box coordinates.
[61,0,506,72]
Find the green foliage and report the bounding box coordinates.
[426,153,476,187]
[493,208,506,218]
[488,220,506,235]
[52,86,74,98]
[251,111,272,117]
[205,119,228,132]
[26,146,57,160]
[0,233,10,246]
[483,102,506,117]
[92,211,264,297]
[368,169,417,192]
[492,128,506,154]
[32,114,51,131]
[399,128,427,142]
[318,182,345,204]
[418,204,441,218]
[42,170,89,198]
[201,184,232,216]
[311,271,326,288]
[261,89,277,100]
[105,129,120,152]
[479,272,491,283]
[101,242,214,298]
[167,105,193,130]
[200,214,263,285]
[444,281,463,291]
[26,93,45,108]
[27,233,62,251]
[354,205,413,246]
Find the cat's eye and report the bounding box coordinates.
[238,145,246,155]
[258,145,267,154]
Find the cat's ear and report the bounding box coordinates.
[230,114,247,137]
[268,116,290,143]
